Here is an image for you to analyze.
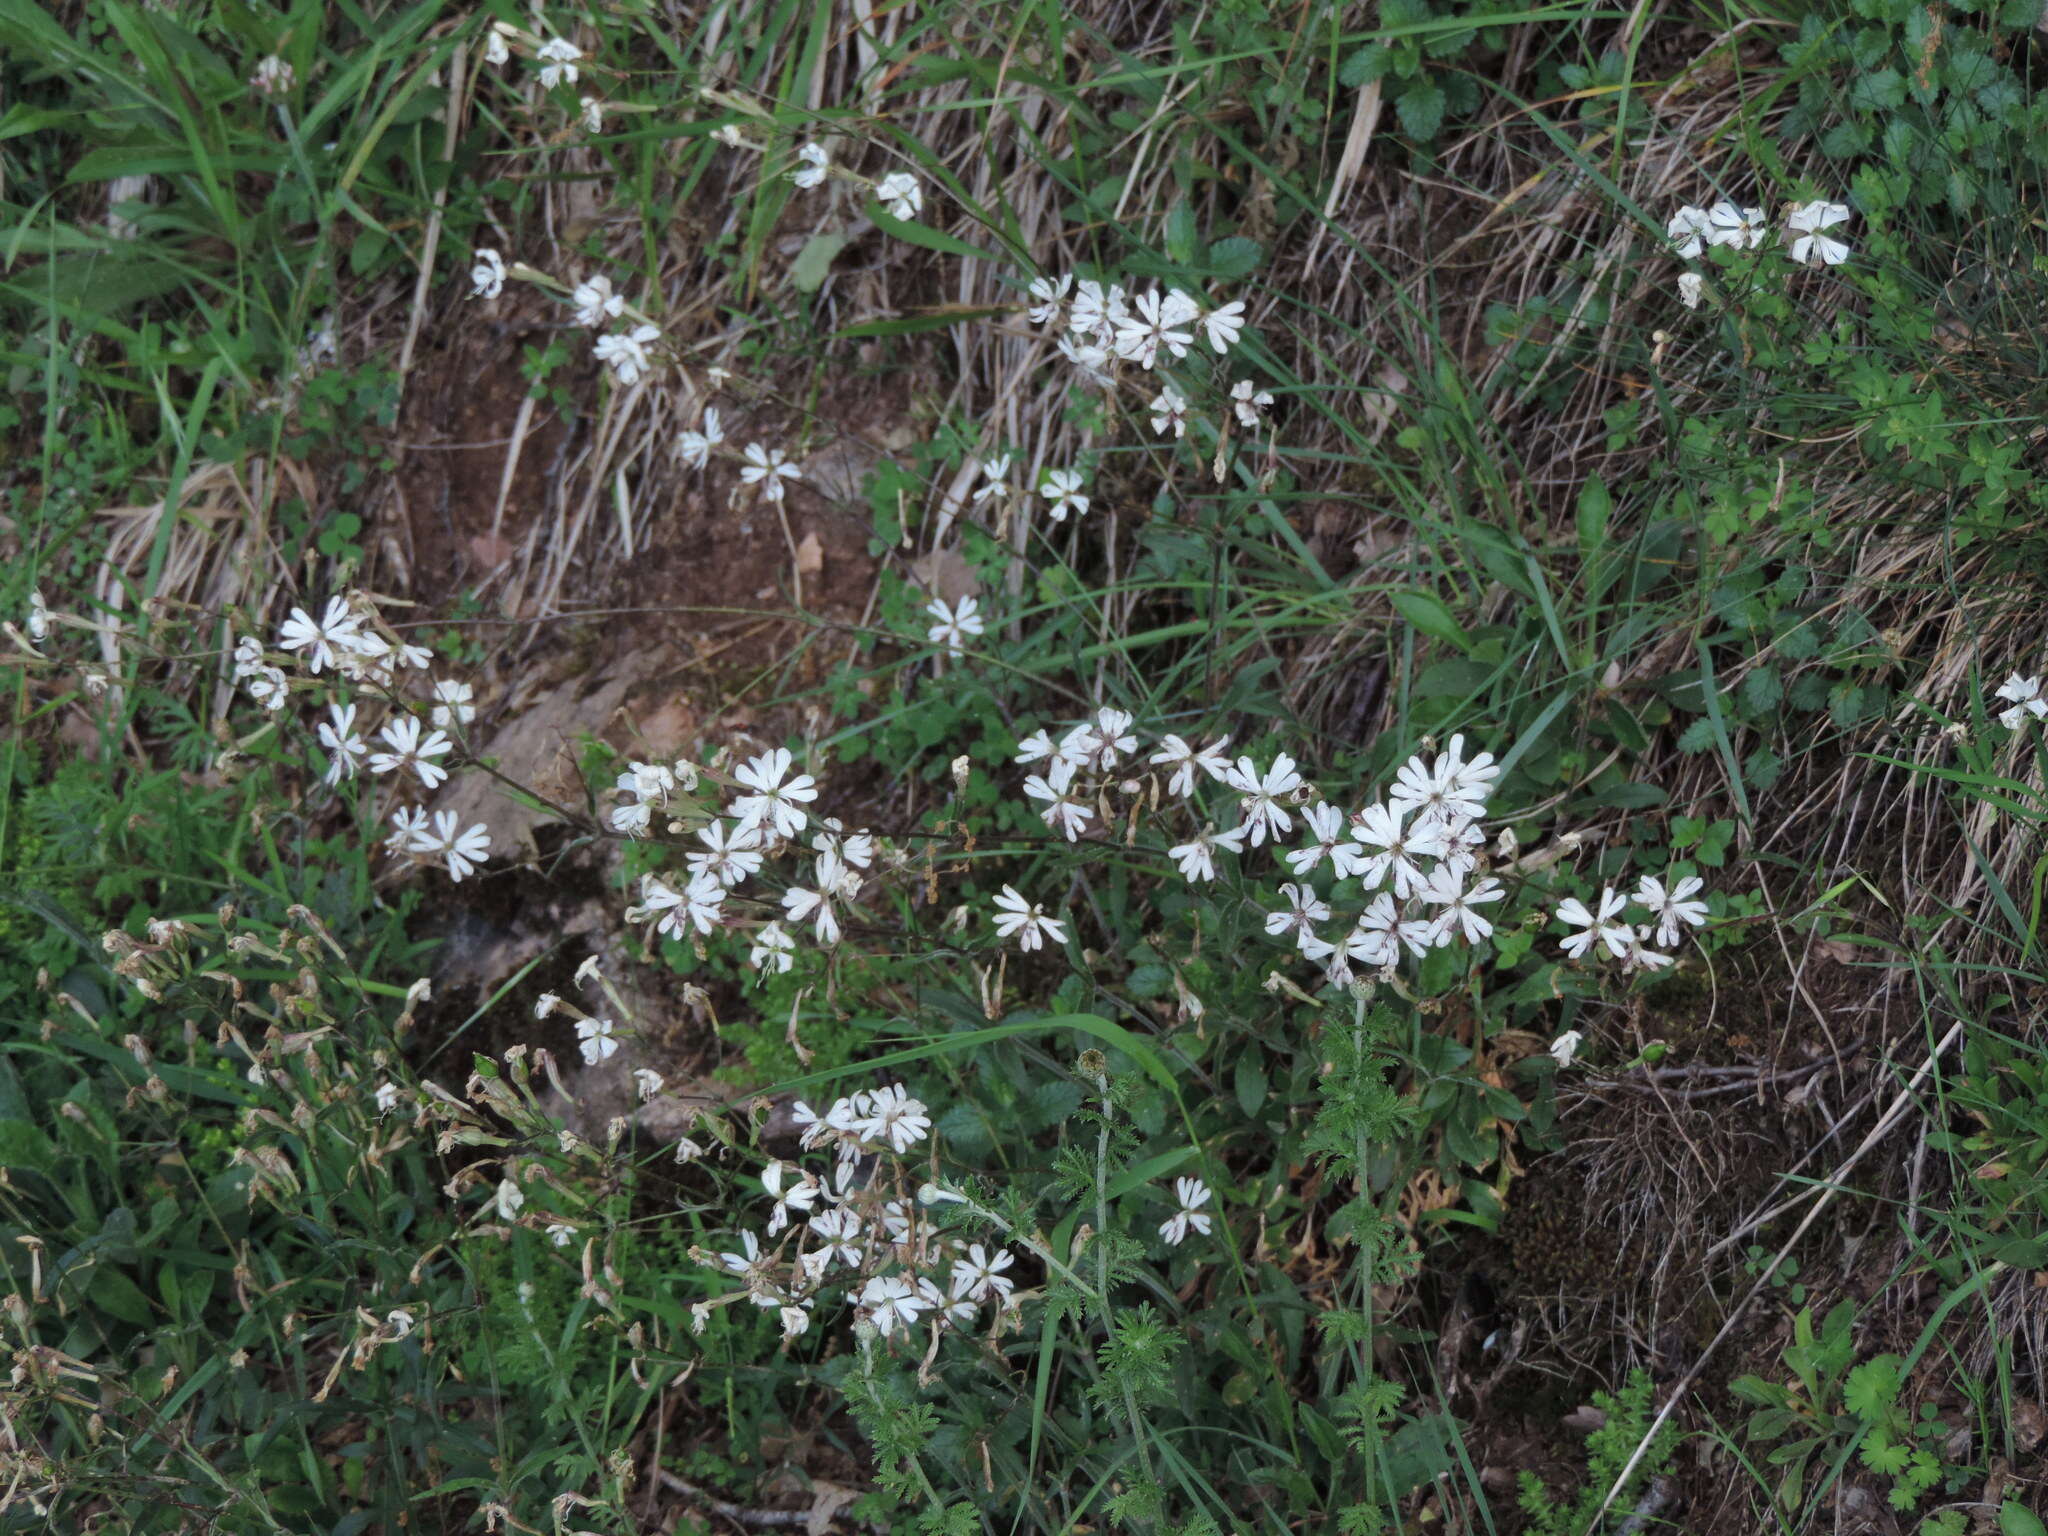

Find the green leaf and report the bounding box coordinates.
[88,1267,156,1327]
[1843,1355,1902,1420]
[1233,1055,1268,1117]
[1396,76,1446,140]
[1205,236,1263,279]
[790,230,849,292]
[1390,590,1472,653]
[2000,1502,2048,1536]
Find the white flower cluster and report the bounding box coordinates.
[234,594,494,883]
[693,1087,1019,1345]
[1553,875,1707,974]
[1667,198,1854,309]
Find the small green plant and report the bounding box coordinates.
[1516,1370,1679,1536]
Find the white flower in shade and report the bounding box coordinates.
[676,406,723,468]
[925,595,984,655]
[1069,279,1128,342]
[632,1068,665,1101]
[430,678,476,728]
[857,1083,930,1154]
[611,799,652,837]
[1284,802,1348,878]
[1014,728,1056,766]
[1421,869,1503,946]
[317,702,366,785]
[1168,824,1244,883]
[470,247,506,299]
[394,640,433,671]
[779,1305,811,1338]
[244,666,289,710]
[1549,1030,1583,1068]
[860,1273,934,1337]
[949,1243,1015,1304]
[1054,723,1100,771]
[641,872,726,939]
[386,805,431,854]
[1148,734,1232,798]
[250,56,294,95]
[687,819,765,888]
[1264,883,1331,949]
[1621,927,1675,973]
[762,1160,822,1234]
[278,596,364,674]
[1230,379,1274,428]
[1112,287,1194,370]
[1040,467,1089,522]
[1341,896,1399,969]
[1706,201,1767,250]
[548,1223,576,1247]
[1677,272,1705,310]
[1092,707,1138,767]
[1786,201,1851,266]
[1026,272,1071,326]
[875,171,922,221]
[1556,888,1631,960]
[1667,205,1711,259]
[1635,873,1709,948]
[432,817,492,882]
[1994,674,2047,729]
[1348,801,1447,898]
[730,746,818,838]
[1201,299,1247,354]
[992,885,1067,952]
[1149,385,1188,439]
[25,590,49,643]
[594,323,661,386]
[812,818,875,869]
[482,27,510,65]
[579,96,603,133]
[571,274,625,327]
[368,715,452,790]
[535,36,582,89]
[374,1081,401,1114]
[972,454,1011,504]
[494,1178,525,1220]
[781,879,841,945]
[1158,1176,1213,1246]
[749,921,796,976]
[790,141,829,189]
[1056,335,1113,386]
[739,442,802,502]
[1022,759,1094,841]
[574,1016,620,1066]
[1228,753,1303,846]
[718,1229,763,1275]
[806,1206,864,1269]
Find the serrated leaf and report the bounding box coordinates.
[1677,717,1717,753]
[1205,236,1263,279]
[1395,76,1446,141]
[1844,1355,1902,1419]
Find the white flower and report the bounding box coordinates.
[925,595,985,655]
[1634,873,1709,948]
[1264,883,1331,948]
[1620,927,1675,973]
[749,922,796,976]
[806,1206,864,1269]
[687,819,765,888]
[429,678,476,728]
[386,805,431,854]
[1677,272,1705,310]
[1786,200,1851,267]
[1014,729,1057,766]
[677,406,723,468]
[433,818,490,882]
[781,875,842,945]
[1549,1030,1583,1069]
[779,1305,811,1339]
[374,1081,401,1114]
[1054,723,1100,771]
[611,799,652,837]
[317,702,366,785]
[1230,379,1273,428]
[1706,201,1766,250]
[1056,336,1113,386]
[594,323,661,386]
[1347,802,1446,898]
[1149,385,1188,438]
[991,885,1067,952]
[972,454,1011,504]
[1148,734,1232,798]
[482,27,510,65]
[739,442,802,503]
[791,141,830,189]
[574,1016,620,1066]
[857,1083,930,1154]
[1994,674,2048,729]
[1022,759,1094,841]
[579,96,603,133]
[763,1160,822,1234]
[277,596,364,674]
[875,171,922,221]
[250,55,293,95]
[1228,753,1303,847]
[368,715,453,790]
[535,36,582,89]
[1112,287,1194,370]
[632,1069,664,1102]
[1158,1176,1213,1246]
[1420,869,1504,946]
[718,1230,763,1275]
[244,666,289,710]
[949,1243,1015,1304]
[546,1223,576,1248]
[1092,708,1138,768]
[1040,467,1089,522]
[644,872,727,939]
[470,247,506,299]
[1666,205,1712,259]
[1286,802,1364,879]
[571,274,625,327]
[1556,888,1631,960]
[1069,279,1127,342]
[860,1273,934,1337]
[1168,824,1243,883]
[1026,272,1071,326]
[25,589,49,642]
[1202,299,1246,354]
[729,746,818,839]
[494,1178,525,1220]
